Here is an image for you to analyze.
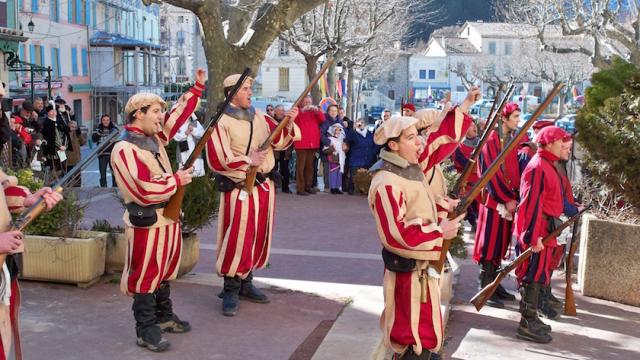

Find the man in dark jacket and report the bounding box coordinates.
[293,96,324,195]
[91,114,119,187]
[42,103,72,176]
[345,119,378,194]
[272,105,293,193]
[320,104,341,192]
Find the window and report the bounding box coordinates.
[31,0,38,12]
[73,100,82,127]
[278,39,289,56]
[278,67,290,91]
[488,41,497,55]
[456,86,465,92]
[177,56,186,75]
[30,45,44,66]
[91,1,96,28]
[69,0,86,24]
[177,31,185,46]
[505,42,512,56]
[81,48,88,76]
[419,69,426,79]
[115,9,121,34]
[388,90,395,100]
[104,5,109,32]
[51,48,61,78]
[18,0,24,12]
[178,16,184,23]
[19,44,25,62]
[428,70,436,79]
[50,0,59,22]
[71,47,78,76]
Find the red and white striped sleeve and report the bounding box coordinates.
[4,185,30,214]
[157,81,205,145]
[111,145,179,206]
[419,108,472,172]
[205,120,251,175]
[371,184,443,261]
[264,113,300,151]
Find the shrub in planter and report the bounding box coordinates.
[576,57,640,213]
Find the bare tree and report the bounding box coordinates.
[499,0,640,68]
[283,0,440,102]
[142,0,327,114]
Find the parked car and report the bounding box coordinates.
[556,114,577,134]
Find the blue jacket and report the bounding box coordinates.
[346,129,378,168]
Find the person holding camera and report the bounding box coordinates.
[174,112,205,177]
[91,114,118,187]
[54,97,74,126]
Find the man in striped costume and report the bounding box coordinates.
[0,169,62,360]
[110,69,205,352]
[205,74,299,317]
[514,126,581,343]
[472,102,523,308]
[367,88,478,360]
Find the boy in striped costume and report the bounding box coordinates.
[110,69,205,352]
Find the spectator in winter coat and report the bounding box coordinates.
[67,120,87,186]
[10,116,32,146]
[42,103,72,174]
[345,118,378,194]
[91,114,119,187]
[320,105,341,192]
[293,95,324,196]
[174,112,206,177]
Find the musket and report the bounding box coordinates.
[564,193,583,316]
[0,129,120,263]
[163,68,251,221]
[244,58,335,193]
[451,82,515,197]
[430,83,565,273]
[470,206,591,311]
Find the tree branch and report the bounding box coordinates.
[148,0,204,13]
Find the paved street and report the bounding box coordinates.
[17,157,640,359]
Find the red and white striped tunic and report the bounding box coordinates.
[110,82,203,295]
[368,156,444,356]
[0,169,29,360]
[205,108,299,278]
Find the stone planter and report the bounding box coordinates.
[578,214,640,306]
[105,232,199,277]
[21,230,107,288]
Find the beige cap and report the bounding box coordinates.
[413,108,437,129]
[374,116,418,145]
[223,74,254,88]
[124,93,166,114]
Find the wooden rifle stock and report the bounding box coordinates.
[564,194,583,316]
[244,59,335,193]
[451,83,515,197]
[0,129,120,264]
[470,206,591,311]
[163,68,251,222]
[431,83,565,273]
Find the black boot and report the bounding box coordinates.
[517,283,553,344]
[480,261,504,308]
[539,285,560,320]
[240,272,270,304]
[155,281,191,333]
[495,283,517,301]
[396,346,433,359]
[222,276,241,316]
[133,294,170,352]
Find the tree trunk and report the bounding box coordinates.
[327,63,336,99]
[305,55,321,103]
[346,67,354,119]
[557,88,567,118]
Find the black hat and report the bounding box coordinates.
[22,100,34,112]
[45,103,56,112]
[54,96,66,104]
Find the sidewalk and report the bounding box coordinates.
[442,235,640,360]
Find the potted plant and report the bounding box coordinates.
[573,57,640,306]
[14,169,108,288]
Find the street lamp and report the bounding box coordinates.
[336,62,343,74]
[27,19,35,32]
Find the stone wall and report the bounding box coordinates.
[578,214,640,306]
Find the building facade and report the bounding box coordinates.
[1,0,28,96]
[256,38,307,101]
[159,3,205,86]
[89,0,163,127]
[13,0,92,125]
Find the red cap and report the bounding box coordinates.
[535,126,571,146]
[532,120,555,131]
[403,103,416,112]
[502,102,520,118]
